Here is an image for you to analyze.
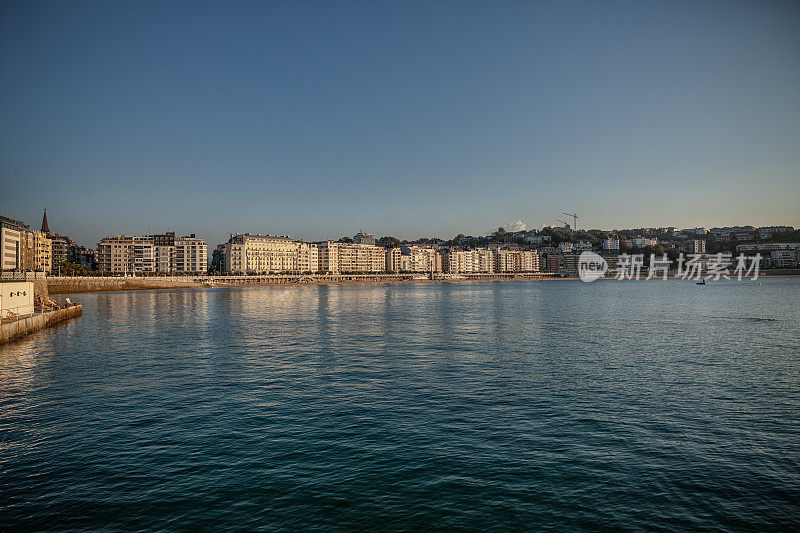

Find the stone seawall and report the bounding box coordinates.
[49,278,200,294]
[0,305,83,344]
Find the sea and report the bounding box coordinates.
[1,278,799,531]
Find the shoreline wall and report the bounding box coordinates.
[0,305,83,345]
[49,278,199,294]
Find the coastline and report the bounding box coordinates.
[46,269,799,295]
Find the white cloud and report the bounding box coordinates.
[504,220,527,232]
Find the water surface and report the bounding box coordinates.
[2,279,799,530]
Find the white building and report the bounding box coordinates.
[558,242,573,253]
[0,280,34,318]
[631,237,658,248]
[1,216,27,271]
[318,241,385,273]
[175,234,208,273]
[98,233,207,274]
[223,234,312,274]
[770,249,799,268]
[758,226,794,238]
[680,240,706,254]
[386,245,439,273]
[602,238,620,252]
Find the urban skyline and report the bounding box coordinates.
[2,1,799,247]
[3,208,798,275]
[2,206,799,253]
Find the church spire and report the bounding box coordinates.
[41,209,50,234]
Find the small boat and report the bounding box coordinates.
[697,279,707,285]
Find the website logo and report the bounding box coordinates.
[579,251,608,282]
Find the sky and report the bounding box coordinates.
[1,0,799,247]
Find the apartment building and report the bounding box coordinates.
[0,216,27,271]
[22,230,52,272]
[99,233,207,274]
[318,241,384,273]
[602,238,620,252]
[495,249,540,273]
[175,234,208,273]
[770,249,799,268]
[709,226,755,241]
[631,237,658,248]
[97,235,135,273]
[441,248,495,274]
[680,240,706,254]
[386,245,439,273]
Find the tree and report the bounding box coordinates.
[378,236,402,248]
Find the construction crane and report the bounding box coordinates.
[563,212,578,230]
[556,219,571,230]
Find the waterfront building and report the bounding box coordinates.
[495,249,540,273]
[223,234,298,273]
[736,242,800,253]
[99,233,208,274]
[544,254,559,273]
[298,242,319,272]
[0,216,28,271]
[440,248,495,274]
[386,246,440,273]
[97,235,135,273]
[49,234,74,269]
[770,249,799,268]
[175,234,208,273]
[386,247,402,272]
[318,241,384,273]
[22,230,52,273]
[561,253,580,276]
[222,234,316,274]
[154,246,174,273]
[211,245,226,273]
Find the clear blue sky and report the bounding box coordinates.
[1,0,799,247]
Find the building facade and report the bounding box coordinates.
[98,233,207,274]
[222,234,316,274]
[318,241,384,273]
[386,246,439,273]
[0,216,27,271]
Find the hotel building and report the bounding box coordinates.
[223,234,317,274]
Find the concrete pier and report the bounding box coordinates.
[0,305,83,345]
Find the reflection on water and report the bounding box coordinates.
[1,279,799,530]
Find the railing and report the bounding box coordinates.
[0,272,47,280]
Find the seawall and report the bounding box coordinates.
[49,278,199,294]
[48,273,560,294]
[0,305,83,345]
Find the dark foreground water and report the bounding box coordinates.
[1,278,799,531]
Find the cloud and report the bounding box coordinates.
[504,220,527,232]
